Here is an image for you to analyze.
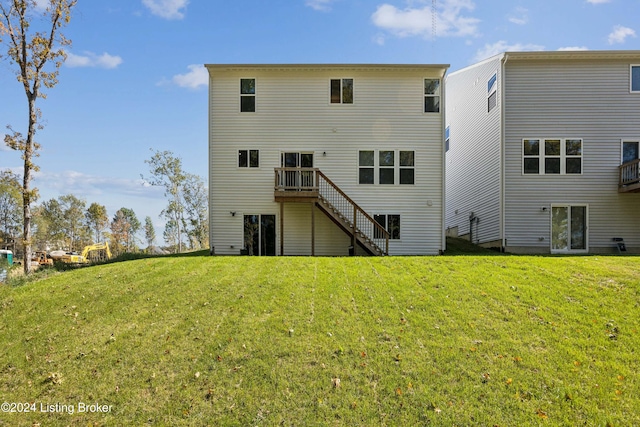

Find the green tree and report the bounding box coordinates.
[144,216,156,249]
[109,209,129,256]
[182,173,208,249]
[143,150,186,252]
[1,0,77,274]
[109,207,140,255]
[34,197,65,249]
[59,194,87,251]
[0,170,22,240]
[85,202,108,243]
[120,207,140,251]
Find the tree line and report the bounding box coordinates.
[0,149,209,258]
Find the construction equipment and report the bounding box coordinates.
[81,242,112,263]
[32,251,54,267]
[49,250,87,265]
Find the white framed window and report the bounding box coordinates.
[487,73,497,113]
[631,65,640,93]
[330,78,353,104]
[358,150,415,185]
[424,79,441,113]
[240,78,256,112]
[374,214,401,240]
[523,138,582,175]
[238,150,259,168]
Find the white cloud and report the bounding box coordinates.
[473,40,544,62]
[171,64,208,90]
[142,0,189,20]
[33,0,49,10]
[65,51,123,69]
[508,7,528,25]
[586,0,611,4]
[608,25,636,44]
[38,170,164,199]
[305,0,336,12]
[371,0,480,39]
[557,46,589,51]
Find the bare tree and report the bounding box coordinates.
[1,0,77,273]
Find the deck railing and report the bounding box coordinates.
[274,167,318,191]
[619,159,640,187]
[274,167,389,255]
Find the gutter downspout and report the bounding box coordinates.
[440,67,449,254]
[500,53,508,252]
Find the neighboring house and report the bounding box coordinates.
[445,51,640,254]
[207,64,448,256]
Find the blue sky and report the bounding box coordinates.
[2,0,639,244]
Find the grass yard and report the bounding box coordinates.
[1,245,639,426]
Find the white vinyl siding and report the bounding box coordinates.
[504,58,640,252]
[209,65,446,255]
[445,56,503,245]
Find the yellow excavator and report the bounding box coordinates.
[81,242,112,263]
[50,242,112,265]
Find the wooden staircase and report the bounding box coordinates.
[275,168,389,256]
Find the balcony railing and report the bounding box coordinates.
[274,167,389,255]
[619,159,640,188]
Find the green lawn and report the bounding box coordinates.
[1,245,639,426]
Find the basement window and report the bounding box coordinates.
[374,214,401,240]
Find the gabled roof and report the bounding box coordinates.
[448,50,640,78]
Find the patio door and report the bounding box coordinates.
[281,152,314,188]
[244,214,276,256]
[551,205,587,253]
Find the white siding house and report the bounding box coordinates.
[446,51,640,254]
[207,64,449,256]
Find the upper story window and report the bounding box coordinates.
[631,65,640,93]
[487,73,497,113]
[330,79,353,104]
[424,79,440,113]
[523,138,582,175]
[358,150,415,185]
[239,150,259,168]
[445,126,450,152]
[240,78,256,112]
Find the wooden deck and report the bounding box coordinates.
[619,159,640,193]
[274,167,389,256]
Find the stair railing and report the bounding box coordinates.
[316,171,389,255]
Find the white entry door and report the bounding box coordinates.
[551,205,588,253]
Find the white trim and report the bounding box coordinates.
[357,149,416,186]
[237,149,261,169]
[630,65,640,93]
[487,71,498,114]
[424,78,441,113]
[522,138,583,175]
[621,139,640,163]
[549,204,589,254]
[329,77,355,105]
[239,77,257,113]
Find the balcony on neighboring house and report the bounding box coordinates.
[619,159,640,193]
